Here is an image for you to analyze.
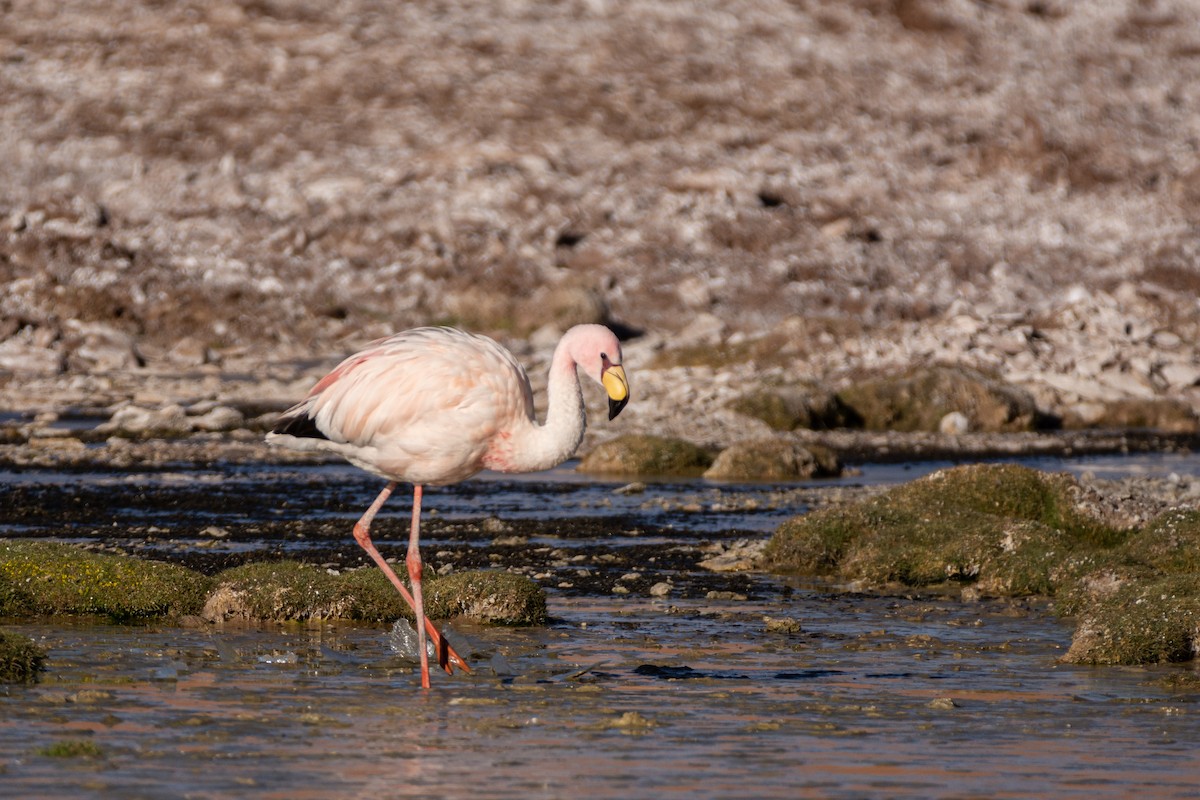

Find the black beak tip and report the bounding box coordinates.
[608,396,629,420]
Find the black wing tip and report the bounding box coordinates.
[271,412,328,441]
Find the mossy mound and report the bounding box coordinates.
[766,464,1200,665]
[0,630,47,683]
[728,386,860,431]
[765,463,1120,594]
[204,561,547,626]
[0,540,213,620]
[202,561,361,622]
[0,541,546,628]
[836,366,1038,433]
[578,434,714,476]
[1063,575,1200,665]
[425,570,547,625]
[1056,508,1200,664]
[1116,508,1200,574]
[703,439,841,481]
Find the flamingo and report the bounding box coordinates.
[266,323,630,688]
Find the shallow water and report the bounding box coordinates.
[3,453,1200,797]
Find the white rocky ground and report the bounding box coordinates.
[2,1,1200,448]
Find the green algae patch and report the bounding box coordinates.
[0,630,47,683]
[37,739,105,759]
[339,566,547,625]
[578,434,714,477]
[0,540,212,620]
[703,439,841,481]
[204,561,546,626]
[836,366,1038,433]
[765,464,1122,595]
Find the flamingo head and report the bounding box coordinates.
[566,324,630,420]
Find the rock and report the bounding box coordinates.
[605,711,656,731]
[0,540,212,619]
[1062,398,1199,433]
[763,616,803,634]
[63,321,142,372]
[703,439,840,481]
[96,404,192,438]
[728,385,859,431]
[698,538,767,572]
[204,561,547,625]
[672,313,726,348]
[1061,575,1200,665]
[191,405,245,432]
[837,366,1039,433]
[1159,361,1200,389]
[1117,509,1200,574]
[0,340,64,375]
[578,434,714,476]
[166,336,215,367]
[764,463,1119,592]
[939,411,970,435]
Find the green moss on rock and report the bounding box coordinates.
[425,570,547,625]
[1117,508,1200,574]
[0,630,47,683]
[578,434,714,476]
[1062,575,1200,665]
[765,464,1121,594]
[204,561,546,626]
[0,540,212,620]
[766,463,1200,665]
[202,561,359,622]
[703,439,841,481]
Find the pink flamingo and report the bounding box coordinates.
[267,324,630,688]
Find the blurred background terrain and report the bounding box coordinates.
[2,0,1199,439]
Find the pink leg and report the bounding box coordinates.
[351,482,470,683]
[407,485,430,689]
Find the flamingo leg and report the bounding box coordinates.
[351,481,471,683]
[406,484,430,688]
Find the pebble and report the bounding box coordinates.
[649,581,673,597]
[763,616,803,634]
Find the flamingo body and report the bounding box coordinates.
[270,327,536,485]
[267,323,630,687]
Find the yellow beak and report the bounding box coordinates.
[602,364,629,420]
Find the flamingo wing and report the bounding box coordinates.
[271,328,533,484]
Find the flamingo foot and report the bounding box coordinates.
[351,482,472,685]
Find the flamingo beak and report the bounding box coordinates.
[602,364,629,420]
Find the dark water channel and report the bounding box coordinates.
[2,454,1200,798]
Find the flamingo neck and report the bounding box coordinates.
[506,335,586,473]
